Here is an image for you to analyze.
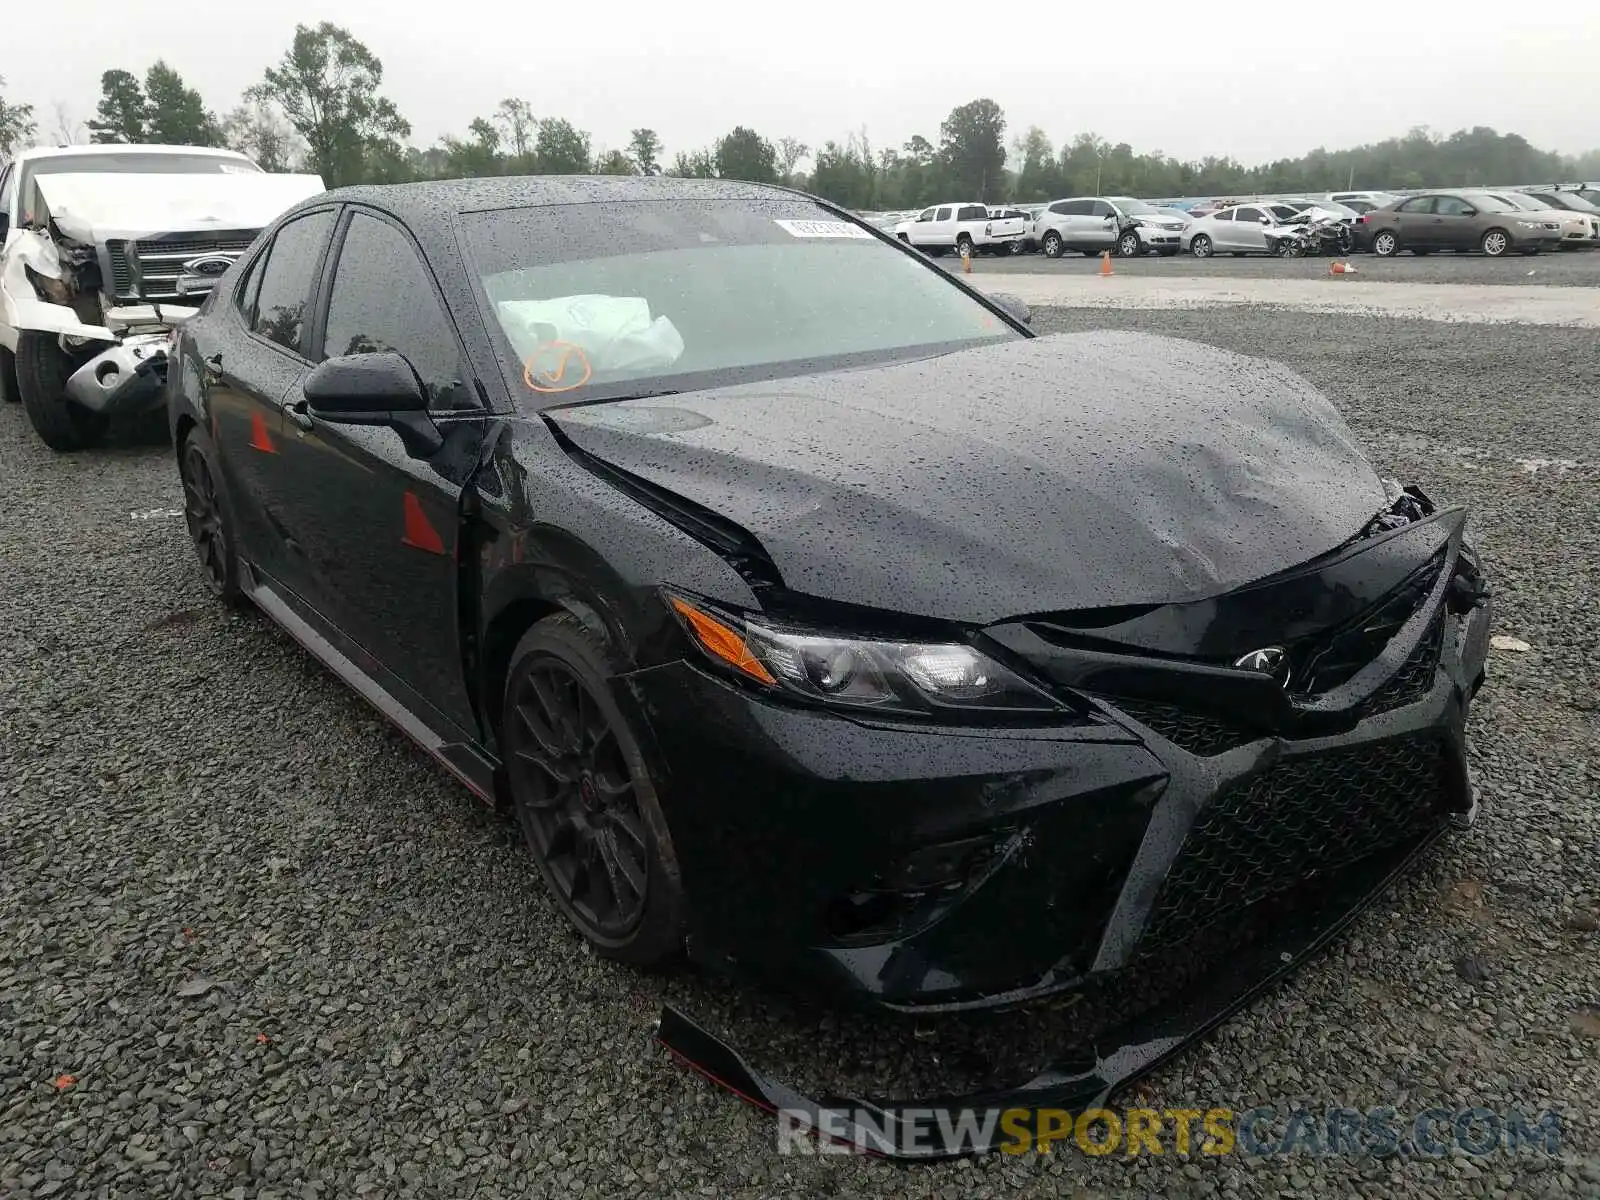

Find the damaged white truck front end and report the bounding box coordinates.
[0,166,324,450]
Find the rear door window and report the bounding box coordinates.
[1235,206,1265,223]
[249,209,337,355]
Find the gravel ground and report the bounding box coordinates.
[955,248,1600,287]
[2,306,1597,1198]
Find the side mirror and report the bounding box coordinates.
[1259,216,1272,225]
[989,293,1032,325]
[301,351,442,457]
[1460,209,1476,218]
[304,350,428,415]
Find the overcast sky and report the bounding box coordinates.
[8,3,1600,165]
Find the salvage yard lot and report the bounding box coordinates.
[954,246,1600,286]
[2,289,1598,1198]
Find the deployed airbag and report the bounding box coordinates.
[497,294,685,375]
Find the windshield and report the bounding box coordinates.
[28,153,261,176]
[1461,192,1517,213]
[462,199,1022,407]
[1490,193,1544,211]
[1108,197,1161,215]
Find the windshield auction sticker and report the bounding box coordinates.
[773,220,874,239]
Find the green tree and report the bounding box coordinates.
[713,126,778,183]
[143,61,220,145]
[495,98,536,167]
[250,22,411,187]
[89,69,147,143]
[593,148,636,176]
[667,149,715,179]
[533,118,591,174]
[220,99,303,171]
[938,98,1006,200]
[776,136,808,182]
[440,117,503,178]
[627,128,662,174]
[0,75,36,157]
[1012,126,1059,201]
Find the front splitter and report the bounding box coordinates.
[655,824,1448,1160]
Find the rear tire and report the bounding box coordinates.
[16,332,107,452]
[1371,231,1400,257]
[178,423,244,604]
[1190,235,1213,257]
[0,345,18,404]
[502,613,686,968]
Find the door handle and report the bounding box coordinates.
[285,399,314,430]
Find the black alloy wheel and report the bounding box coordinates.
[179,428,240,601]
[505,642,658,947]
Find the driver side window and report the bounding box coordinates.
[916,208,934,222]
[321,211,473,412]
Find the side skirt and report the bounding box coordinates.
[241,565,501,805]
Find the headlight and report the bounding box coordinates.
[666,593,1066,717]
[1516,220,1540,229]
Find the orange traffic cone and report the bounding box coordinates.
[1099,250,1114,277]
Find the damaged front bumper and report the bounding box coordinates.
[634,503,1493,1154]
[656,817,1451,1159]
[63,332,171,414]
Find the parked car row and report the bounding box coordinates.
[863,183,1600,261]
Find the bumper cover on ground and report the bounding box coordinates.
[656,816,1454,1159]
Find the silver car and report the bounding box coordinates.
[1181,203,1302,257]
[1032,196,1189,258]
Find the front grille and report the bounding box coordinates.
[1102,697,1258,756]
[1352,613,1444,720]
[106,235,256,303]
[1294,549,1446,696]
[1138,734,1446,953]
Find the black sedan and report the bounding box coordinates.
[167,177,1493,1145]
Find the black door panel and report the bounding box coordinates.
[263,206,488,735]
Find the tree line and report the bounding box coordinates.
[4,25,1599,206]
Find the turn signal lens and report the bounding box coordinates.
[668,596,777,686]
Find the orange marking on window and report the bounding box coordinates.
[401,491,447,555]
[249,410,277,453]
[522,342,592,394]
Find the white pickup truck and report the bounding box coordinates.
[893,202,1028,257]
[0,143,324,451]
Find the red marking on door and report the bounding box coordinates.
[249,410,276,453]
[401,491,446,555]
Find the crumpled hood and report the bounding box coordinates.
[547,332,1389,625]
[37,171,326,243]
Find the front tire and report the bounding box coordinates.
[1116,230,1142,257]
[1190,235,1213,257]
[502,613,685,967]
[1480,228,1510,257]
[0,346,19,404]
[15,332,108,452]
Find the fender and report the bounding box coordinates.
[1,230,118,343]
